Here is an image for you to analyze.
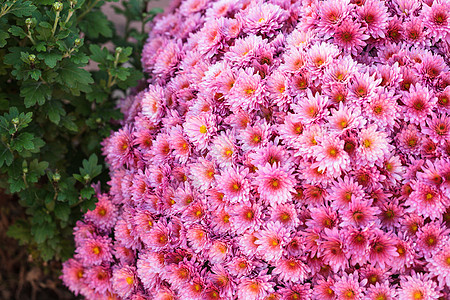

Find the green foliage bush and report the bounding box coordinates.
[0,0,161,261]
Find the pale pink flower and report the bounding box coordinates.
[255,163,296,206]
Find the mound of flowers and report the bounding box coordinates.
[62,0,450,299]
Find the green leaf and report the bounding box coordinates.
[57,62,94,92]
[9,0,36,17]
[8,25,27,38]
[61,115,78,132]
[27,159,48,183]
[7,220,31,245]
[110,67,130,81]
[80,186,95,199]
[29,69,41,81]
[80,11,113,38]
[35,42,47,52]
[0,145,13,167]
[11,132,34,151]
[20,81,51,107]
[0,30,9,47]
[37,52,63,68]
[89,44,108,64]
[45,101,66,124]
[8,176,26,193]
[32,221,55,244]
[54,202,70,222]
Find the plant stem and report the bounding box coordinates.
[51,11,60,37]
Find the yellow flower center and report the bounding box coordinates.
[413,290,423,299]
[363,139,371,148]
[126,277,134,285]
[93,246,100,255]
[199,125,207,134]
[98,208,106,216]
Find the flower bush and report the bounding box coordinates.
[63,0,450,299]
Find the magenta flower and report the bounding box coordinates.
[255,163,296,206]
[398,271,442,300]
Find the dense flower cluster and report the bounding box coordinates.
[62,0,450,299]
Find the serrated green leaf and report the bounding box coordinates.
[7,220,31,245]
[61,115,78,132]
[81,186,95,199]
[0,30,9,47]
[32,221,55,244]
[0,145,13,167]
[11,132,34,151]
[45,100,66,124]
[8,176,26,193]
[57,62,94,90]
[86,89,108,103]
[110,67,130,81]
[80,11,113,38]
[35,42,47,52]
[89,44,108,64]
[9,1,36,17]
[29,69,41,81]
[37,52,63,68]
[20,81,51,107]
[54,202,70,222]
[8,25,27,38]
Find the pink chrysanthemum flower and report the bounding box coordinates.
[183,112,217,151]
[209,130,236,167]
[103,126,135,169]
[238,119,270,151]
[396,124,422,155]
[363,90,399,130]
[341,198,380,228]
[293,89,329,124]
[254,222,290,262]
[312,134,350,178]
[281,47,307,74]
[168,125,191,163]
[85,265,112,295]
[136,251,164,291]
[227,67,265,111]
[295,124,325,159]
[111,265,137,299]
[306,205,339,231]
[237,275,275,300]
[210,207,232,235]
[398,271,442,300]
[269,203,299,229]
[343,226,370,265]
[377,199,404,231]
[185,224,209,252]
[390,233,417,273]
[333,271,366,300]
[328,176,365,210]
[404,18,429,47]
[402,83,437,125]
[360,265,391,286]
[266,70,291,109]
[216,166,251,204]
[188,158,216,192]
[273,257,309,283]
[76,236,114,266]
[255,163,296,206]
[61,258,88,296]
[320,228,349,273]
[422,114,450,145]
[278,283,312,300]
[328,102,366,133]
[146,221,171,251]
[365,282,396,300]
[332,19,369,55]
[416,221,450,258]
[312,276,336,300]
[141,84,165,123]
[230,202,263,234]
[422,0,450,43]
[240,2,288,37]
[356,124,390,166]
[405,180,446,220]
[418,51,449,82]
[367,229,399,269]
[307,42,340,80]
[85,194,118,232]
[356,0,388,39]
[317,0,352,38]
[348,72,381,104]
[225,34,266,65]
[248,142,291,169]
[324,56,358,86]
[227,256,256,278]
[426,242,450,288]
